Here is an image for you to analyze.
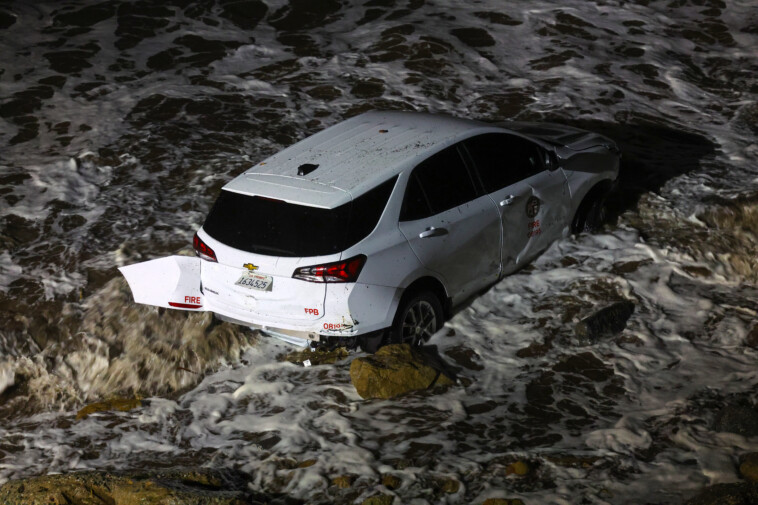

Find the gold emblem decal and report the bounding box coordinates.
[243,263,259,271]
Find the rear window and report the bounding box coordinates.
[203,176,397,257]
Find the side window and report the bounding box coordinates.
[464,133,545,193]
[399,145,479,221]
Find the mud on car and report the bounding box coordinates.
[120,111,620,351]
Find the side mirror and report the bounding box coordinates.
[545,150,561,171]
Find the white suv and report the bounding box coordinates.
[120,111,619,350]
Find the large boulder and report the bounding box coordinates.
[574,301,635,342]
[0,470,253,505]
[350,344,455,399]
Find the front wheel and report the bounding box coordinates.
[572,188,609,233]
[389,291,444,347]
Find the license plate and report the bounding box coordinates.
[235,272,273,292]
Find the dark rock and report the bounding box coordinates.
[712,405,758,436]
[574,301,635,342]
[0,9,17,29]
[552,352,615,382]
[683,482,758,505]
[219,0,268,30]
[450,27,496,47]
[745,324,758,348]
[53,2,115,27]
[444,345,484,370]
[739,453,758,481]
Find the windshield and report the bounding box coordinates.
[203,176,397,257]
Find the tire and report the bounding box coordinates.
[572,187,609,234]
[389,290,444,347]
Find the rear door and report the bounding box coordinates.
[398,144,501,304]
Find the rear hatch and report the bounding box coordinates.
[197,179,395,323]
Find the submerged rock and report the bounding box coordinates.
[712,405,758,437]
[482,499,525,505]
[505,460,530,476]
[381,474,401,490]
[739,453,758,482]
[574,301,635,342]
[350,344,455,399]
[76,397,142,420]
[0,469,253,505]
[683,482,758,505]
[362,495,394,505]
[331,474,354,488]
[280,346,349,366]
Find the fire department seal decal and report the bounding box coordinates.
[526,196,540,218]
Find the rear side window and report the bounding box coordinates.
[204,176,397,257]
[463,133,545,193]
[400,145,478,221]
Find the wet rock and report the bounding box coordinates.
[381,474,401,490]
[506,461,530,476]
[0,469,252,505]
[445,345,484,370]
[438,477,460,493]
[362,495,394,505]
[350,344,455,399]
[574,301,635,342]
[473,11,521,26]
[450,27,496,47]
[745,325,758,348]
[712,405,758,436]
[54,3,116,27]
[332,474,354,488]
[739,453,758,481]
[0,9,16,29]
[552,352,615,382]
[280,346,349,366]
[683,482,758,505]
[76,397,142,420]
[483,499,525,505]
[516,339,553,359]
[219,0,268,30]
[545,454,600,468]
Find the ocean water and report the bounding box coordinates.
[0,0,757,503]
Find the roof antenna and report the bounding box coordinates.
[297,163,319,176]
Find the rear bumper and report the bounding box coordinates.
[202,281,399,340]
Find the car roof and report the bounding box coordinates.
[223,111,496,209]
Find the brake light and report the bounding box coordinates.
[193,233,217,262]
[293,255,366,283]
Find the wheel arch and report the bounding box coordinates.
[571,178,615,233]
[401,275,452,320]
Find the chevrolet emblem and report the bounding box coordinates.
[243,263,259,271]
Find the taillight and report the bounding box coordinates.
[193,233,217,262]
[293,255,366,283]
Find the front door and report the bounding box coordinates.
[462,132,567,274]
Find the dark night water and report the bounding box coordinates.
[1,1,757,503]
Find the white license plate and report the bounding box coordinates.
[235,273,273,292]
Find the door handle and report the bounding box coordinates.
[419,226,448,238]
[500,195,516,206]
